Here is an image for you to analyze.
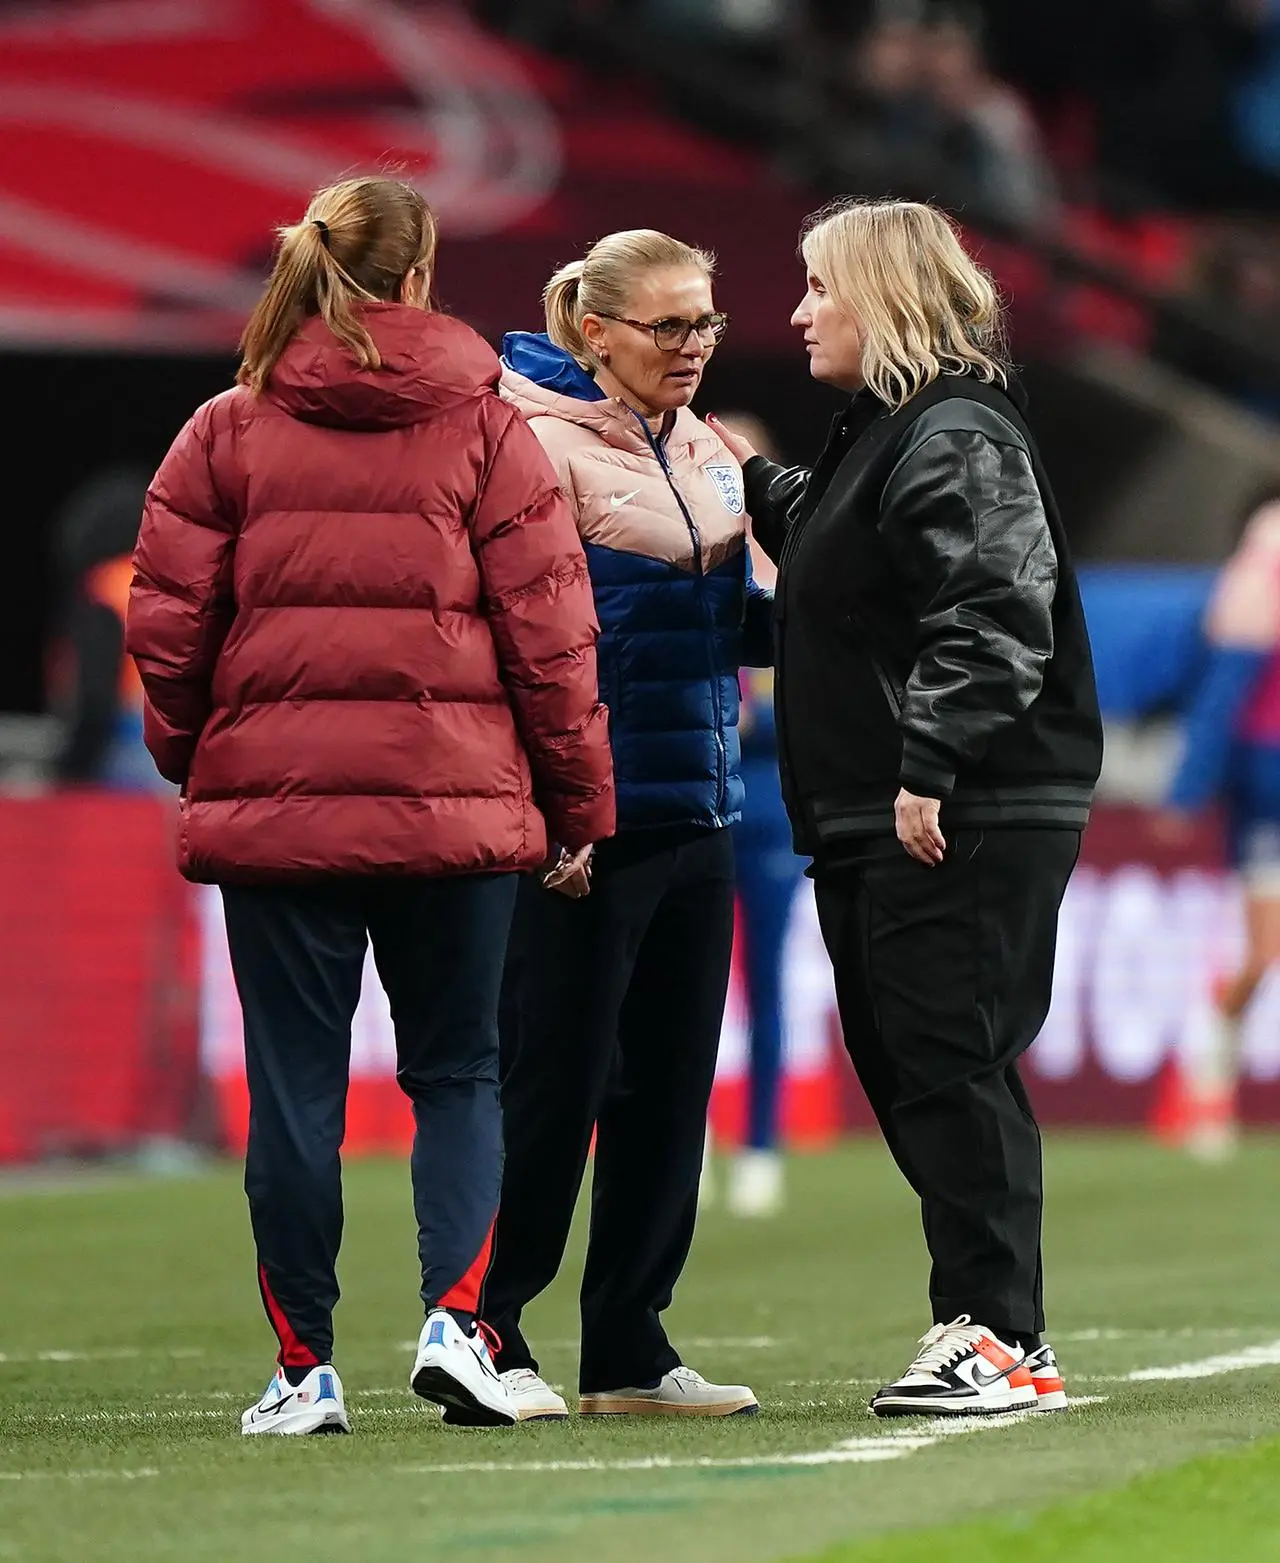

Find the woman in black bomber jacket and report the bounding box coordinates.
[709,199,1102,1421]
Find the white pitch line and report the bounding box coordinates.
[0,1348,204,1364]
[11,1406,438,1426]
[393,1409,1040,1476]
[0,1468,159,1482]
[1059,1327,1263,1343]
[397,1448,904,1475]
[1126,1340,1280,1381]
[0,1414,1035,1483]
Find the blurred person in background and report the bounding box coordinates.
[48,464,161,788]
[1235,0,1280,181]
[1208,224,1280,421]
[1168,220,1280,420]
[710,198,1101,1418]
[491,231,771,1421]
[1163,490,1280,1159]
[919,5,1059,231]
[126,177,614,1435]
[818,4,1056,233]
[820,8,940,204]
[709,411,807,1220]
[643,0,783,48]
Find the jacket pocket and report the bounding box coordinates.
[845,609,905,719]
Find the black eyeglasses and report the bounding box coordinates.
[597,312,730,351]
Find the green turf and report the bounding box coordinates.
[802,1433,1280,1561]
[2,1136,1280,1563]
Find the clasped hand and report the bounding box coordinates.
[540,844,594,899]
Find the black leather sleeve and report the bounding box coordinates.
[879,425,1057,797]
[743,456,810,565]
[743,574,775,668]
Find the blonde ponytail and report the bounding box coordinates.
[238,177,439,395]
[543,260,590,366]
[540,230,716,372]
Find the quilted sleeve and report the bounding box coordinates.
[470,405,616,850]
[125,401,237,786]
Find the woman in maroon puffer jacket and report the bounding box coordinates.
[126,177,614,1435]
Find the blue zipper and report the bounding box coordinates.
[636,412,727,826]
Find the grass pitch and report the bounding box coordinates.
[3,1136,1280,1562]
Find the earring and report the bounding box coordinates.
[598,350,610,365]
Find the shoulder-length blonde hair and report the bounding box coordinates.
[801,199,1008,409]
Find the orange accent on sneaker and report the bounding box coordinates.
[1033,1374,1066,1396]
[975,1337,1017,1371]
[1007,1365,1034,1390]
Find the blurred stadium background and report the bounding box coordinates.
[4,0,1280,1169]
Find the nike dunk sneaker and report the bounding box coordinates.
[1025,1342,1069,1411]
[870,1315,1038,1418]
[411,1309,517,1427]
[241,1363,350,1436]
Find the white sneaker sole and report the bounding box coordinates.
[1031,1388,1070,1413]
[870,1387,1038,1419]
[412,1352,517,1427]
[241,1409,350,1436]
[579,1393,759,1417]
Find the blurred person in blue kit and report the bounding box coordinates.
[49,464,165,789]
[710,199,1102,1420]
[1164,490,1280,1159]
[711,411,807,1220]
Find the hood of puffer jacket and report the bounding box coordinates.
[267,304,500,432]
[499,331,722,464]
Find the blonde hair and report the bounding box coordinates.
[801,199,1007,408]
[238,177,438,394]
[543,229,716,369]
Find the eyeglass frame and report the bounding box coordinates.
[594,312,730,351]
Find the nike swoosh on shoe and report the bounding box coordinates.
[256,1394,295,1416]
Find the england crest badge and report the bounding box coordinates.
[706,462,745,516]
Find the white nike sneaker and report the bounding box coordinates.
[241,1364,350,1436]
[1025,1343,1069,1412]
[410,1310,517,1427]
[727,1149,785,1218]
[870,1315,1038,1419]
[580,1365,758,1417]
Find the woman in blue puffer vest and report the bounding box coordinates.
[484,229,772,1422]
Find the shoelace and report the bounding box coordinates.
[668,1367,708,1388]
[904,1314,990,1377]
[476,1320,503,1359]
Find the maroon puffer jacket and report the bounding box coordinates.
[126,304,615,883]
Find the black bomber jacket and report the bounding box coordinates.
[745,372,1103,858]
